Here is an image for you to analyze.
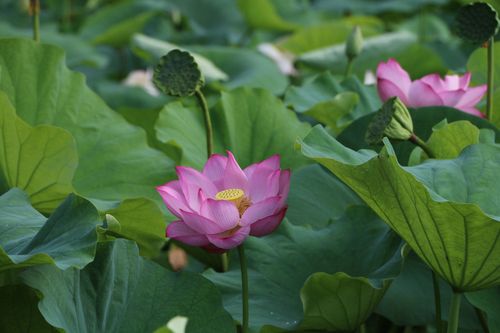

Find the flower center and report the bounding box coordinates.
[215,188,244,202]
[215,188,251,217]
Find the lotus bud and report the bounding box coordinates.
[345,25,363,60]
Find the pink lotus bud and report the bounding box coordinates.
[376,58,487,118]
[156,152,290,252]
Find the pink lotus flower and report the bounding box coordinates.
[157,152,290,252]
[377,59,487,117]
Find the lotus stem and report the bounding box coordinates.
[432,271,443,333]
[238,244,249,333]
[63,0,72,32]
[409,133,436,159]
[30,0,40,42]
[221,252,229,272]
[194,89,214,157]
[447,292,462,333]
[344,59,353,78]
[359,323,367,333]
[486,37,494,120]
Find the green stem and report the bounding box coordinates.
[194,89,214,157]
[238,244,249,333]
[447,292,462,333]
[432,271,443,333]
[359,323,367,333]
[409,133,436,158]
[344,58,353,78]
[486,37,494,121]
[63,0,72,32]
[30,0,40,42]
[474,306,490,333]
[221,252,229,272]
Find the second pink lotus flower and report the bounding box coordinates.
[157,152,290,252]
[377,58,487,117]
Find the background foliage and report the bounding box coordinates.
[0,0,499,332]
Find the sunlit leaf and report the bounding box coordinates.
[0,92,76,213]
[0,189,99,271]
[0,38,174,205]
[300,125,500,291]
[205,206,403,332]
[22,239,236,333]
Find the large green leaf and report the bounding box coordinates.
[298,31,446,78]
[110,106,178,164]
[303,92,360,135]
[284,73,380,135]
[80,0,168,46]
[103,197,167,257]
[338,106,499,164]
[299,125,500,291]
[205,206,403,332]
[0,38,173,204]
[285,72,380,114]
[22,239,236,333]
[94,81,171,111]
[377,253,480,329]
[286,164,361,228]
[0,284,57,332]
[237,0,298,32]
[312,0,448,14]
[0,188,99,271]
[396,14,452,43]
[167,0,245,43]
[408,120,488,164]
[190,47,289,95]
[156,87,311,169]
[0,92,77,213]
[299,272,390,332]
[212,88,310,168]
[277,17,383,55]
[0,23,107,69]
[424,120,482,159]
[466,287,500,332]
[155,101,207,168]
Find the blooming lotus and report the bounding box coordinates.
[377,58,487,117]
[157,152,290,252]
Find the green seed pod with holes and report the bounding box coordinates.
[455,2,499,44]
[153,49,204,97]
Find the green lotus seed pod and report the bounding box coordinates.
[153,49,204,97]
[455,2,499,44]
[365,97,414,145]
[345,25,363,60]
